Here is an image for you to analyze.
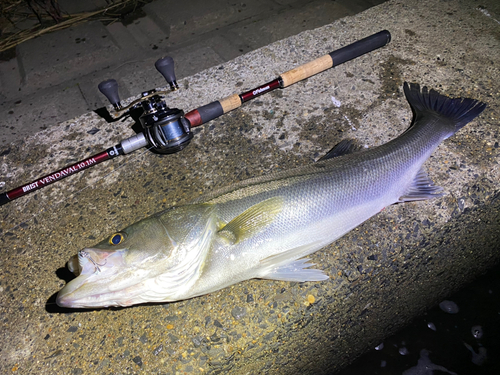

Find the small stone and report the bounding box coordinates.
[231,306,247,320]
[199,355,208,365]
[132,356,142,367]
[399,347,409,355]
[210,333,220,342]
[192,336,202,347]
[471,325,483,339]
[153,344,163,355]
[439,300,459,314]
[168,333,179,343]
[247,294,254,303]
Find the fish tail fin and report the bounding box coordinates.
[403,82,486,135]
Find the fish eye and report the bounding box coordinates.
[109,232,125,246]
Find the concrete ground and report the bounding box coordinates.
[0,0,499,374]
[0,0,386,145]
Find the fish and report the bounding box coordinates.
[56,83,486,308]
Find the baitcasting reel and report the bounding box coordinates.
[97,57,192,154]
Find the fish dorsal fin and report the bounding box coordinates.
[218,196,284,245]
[318,139,363,161]
[398,167,444,202]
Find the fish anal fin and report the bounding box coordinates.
[399,167,444,202]
[218,196,284,245]
[318,139,363,161]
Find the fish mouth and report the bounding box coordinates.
[56,279,134,308]
[56,273,94,308]
[56,248,131,308]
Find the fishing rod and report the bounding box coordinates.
[0,30,391,206]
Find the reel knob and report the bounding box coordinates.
[98,79,122,110]
[155,56,179,90]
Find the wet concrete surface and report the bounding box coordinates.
[1,0,500,374]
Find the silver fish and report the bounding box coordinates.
[56,83,486,308]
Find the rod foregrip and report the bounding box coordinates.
[185,94,243,127]
[220,94,242,113]
[280,30,391,87]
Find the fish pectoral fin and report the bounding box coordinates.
[398,167,444,202]
[217,196,284,245]
[260,258,329,282]
[258,241,328,282]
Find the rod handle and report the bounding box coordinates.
[280,30,391,87]
[185,30,391,127]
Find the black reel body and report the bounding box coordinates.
[139,93,193,154]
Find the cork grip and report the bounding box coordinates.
[280,54,333,88]
[220,94,242,113]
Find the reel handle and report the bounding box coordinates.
[98,79,121,110]
[155,56,179,90]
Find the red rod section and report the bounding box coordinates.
[239,79,281,102]
[0,146,121,205]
